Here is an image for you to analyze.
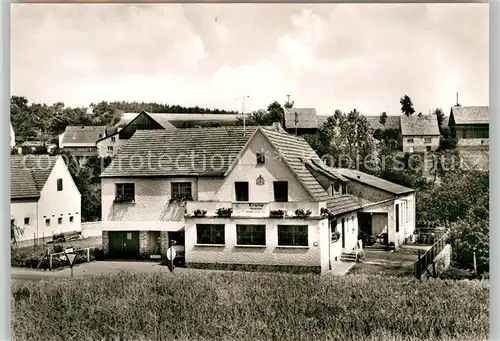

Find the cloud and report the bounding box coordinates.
[11,4,488,117]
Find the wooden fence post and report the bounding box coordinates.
[417,250,421,279]
[87,248,90,263]
[432,262,436,278]
[473,252,477,277]
[49,254,53,270]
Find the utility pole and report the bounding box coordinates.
[456,92,459,106]
[235,96,250,134]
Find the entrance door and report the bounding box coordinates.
[341,218,345,248]
[148,231,161,259]
[108,231,140,259]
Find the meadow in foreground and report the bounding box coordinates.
[12,271,488,341]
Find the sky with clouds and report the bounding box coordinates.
[11,3,488,116]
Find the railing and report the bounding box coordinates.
[186,201,321,218]
[414,227,447,244]
[414,230,450,279]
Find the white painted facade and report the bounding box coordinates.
[402,135,440,153]
[10,123,15,149]
[11,157,82,242]
[97,135,129,158]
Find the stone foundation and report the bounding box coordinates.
[186,262,321,274]
[102,231,109,257]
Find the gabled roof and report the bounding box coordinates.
[284,108,319,129]
[334,168,414,195]
[146,113,178,130]
[305,159,348,182]
[317,115,401,132]
[259,128,330,202]
[400,115,440,136]
[11,155,58,199]
[326,195,362,216]
[61,126,107,146]
[450,106,489,125]
[101,126,259,178]
[364,115,401,131]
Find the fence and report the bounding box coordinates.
[414,227,447,244]
[49,246,102,270]
[414,230,450,279]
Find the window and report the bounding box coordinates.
[196,224,225,245]
[236,225,266,246]
[407,138,414,143]
[235,182,249,202]
[115,183,135,202]
[57,178,63,191]
[171,182,192,200]
[277,225,308,246]
[111,136,116,142]
[45,219,50,227]
[107,146,114,152]
[24,217,30,225]
[58,217,63,225]
[341,183,347,195]
[273,181,288,202]
[256,152,265,165]
[426,146,432,152]
[424,137,432,143]
[69,216,74,223]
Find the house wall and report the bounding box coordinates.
[11,200,38,242]
[97,135,129,158]
[213,130,313,202]
[346,181,394,203]
[454,125,489,139]
[184,216,327,272]
[361,192,416,247]
[402,135,440,153]
[101,177,199,221]
[37,157,82,237]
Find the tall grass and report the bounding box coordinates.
[12,272,488,341]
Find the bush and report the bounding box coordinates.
[11,272,489,341]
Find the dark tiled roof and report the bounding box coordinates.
[317,115,401,132]
[11,155,57,199]
[334,168,414,195]
[364,115,401,131]
[326,195,362,216]
[284,108,319,129]
[450,106,489,125]
[62,126,107,146]
[260,128,330,202]
[305,159,349,182]
[101,126,259,178]
[400,115,440,136]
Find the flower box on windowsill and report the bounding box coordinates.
[269,210,285,218]
[114,196,135,204]
[216,208,232,218]
[331,231,341,243]
[192,209,207,217]
[169,195,193,204]
[294,209,312,218]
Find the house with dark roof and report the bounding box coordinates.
[96,111,178,158]
[60,126,107,163]
[400,115,440,153]
[328,167,416,248]
[448,105,489,148]
[11,155,81,245]
[97,124,415,272]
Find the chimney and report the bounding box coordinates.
[272,122,282,132]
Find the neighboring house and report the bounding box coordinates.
[331,168,416,248]
[400,115,440,153]
[10,123,15,149]
[98,124,415,273]
[284,108,319,135]
[10,155,82,244]
[96,111,177,158]
[364,115,401,133]
[448,105,489,148]
[60,126,107,163]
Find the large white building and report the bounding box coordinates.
[97,125,416,273]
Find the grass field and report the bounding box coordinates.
[12,271,488,341]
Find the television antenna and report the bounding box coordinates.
[235,95,250,134]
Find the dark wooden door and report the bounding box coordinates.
[109,231,140,259]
